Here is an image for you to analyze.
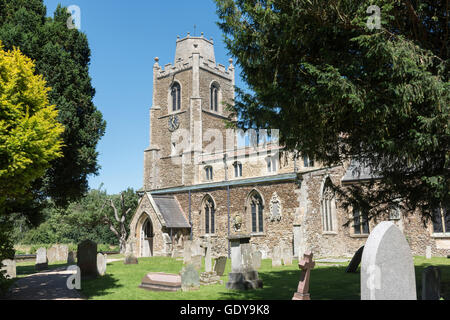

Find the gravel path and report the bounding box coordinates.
[4,267,84,300]
[3,257,124,300]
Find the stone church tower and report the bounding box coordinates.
[143,33,235,191]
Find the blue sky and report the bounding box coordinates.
[43,0,245,195]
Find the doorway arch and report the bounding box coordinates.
[139,215,154,257]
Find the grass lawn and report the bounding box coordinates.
[77,256,449,300]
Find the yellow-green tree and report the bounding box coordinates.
[0,43,64,204]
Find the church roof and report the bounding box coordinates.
[341,159,381,184]
[150,194,191,229]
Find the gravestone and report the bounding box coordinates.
[213,256,227,276]
[422,266,441,300]
[47,246,58,264]
[56,245,69,262]
[124,241,138,265]
[272,245,282,267]
[139,273,181,291]
[181,264,200,291]
[361,222,417,300]
[35,248,48,271]
[252,249,262,270]
[191,255,202,271]
[192,239,203,256]
[162,233,172,256]
[97,253,107,276]
[226,235,263,290]
[183,240,192,265]
[67,251,76,264]
[282,246,293,266]
[346,246,364,273]
[425,246,432,259]
[77,240,98,278]
[1,259,16,279]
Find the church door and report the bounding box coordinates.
[140,218,154,257]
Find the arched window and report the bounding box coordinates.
[432,203,449,234]
[210,83,219,112]
[321,181,336,232]
[171,82,181,111]
[204,166,213,181]
[249,191,264,233]
[353,207,369,235]
[203,196,215,234]
[233,161,242,178]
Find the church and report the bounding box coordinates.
[128,33,449,260]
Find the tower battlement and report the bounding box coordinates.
[154,33,234,80]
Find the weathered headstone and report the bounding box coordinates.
[226,235,263,290]
[192,239,203,256]
[162,233,172,256]
[124,241,138,265]
[77,240,98,278]
[97,253,107,276]
[1,259,16,279]
[47,246,58,264]
[213,256,227,276]
[56,245,69,262]
[272,245,282,267]
[422,266,441,300]
[282,246,293,266]
[181,264,200,291]
[183,240,192,265]
[191,255,202,271]
[425,246,432,259]
[251,248,262,270]
[345,246,364,273]
[292,251,315,300]
[35,248,48,271]
[361,222,417,300]
[67,251,76,264]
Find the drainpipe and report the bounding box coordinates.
[227,185,231,258]
[189,190,192,240]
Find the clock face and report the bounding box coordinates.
[168,114,180,132]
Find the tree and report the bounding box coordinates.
[102,189,138,254]
[0,43,63,295]
[215,0,449,219]
[0,0,106,207]
[0,43,64,204]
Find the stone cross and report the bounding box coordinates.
[204,242,212,273]
[292,251,315,300]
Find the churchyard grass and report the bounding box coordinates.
[79,256,449,300]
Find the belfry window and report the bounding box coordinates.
[171,82,181,111]
[205,166,213,181]
[233,161,242,178]
[210,83,219,112]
